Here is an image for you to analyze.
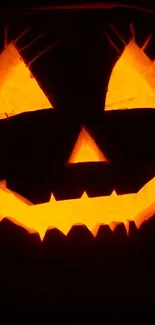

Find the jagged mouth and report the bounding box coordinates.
[1,173,155,240]
[0,107,154,240]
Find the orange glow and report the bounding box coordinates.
[0,43,52,119]
[0,177,155,239]
[68,128,108,163]
[1,38,155,240]
[105,40,155,110]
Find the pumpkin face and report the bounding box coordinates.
[1,9,155,239]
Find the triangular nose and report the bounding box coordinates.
[68,127,108,163]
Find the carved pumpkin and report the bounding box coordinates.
[1,19,155,239]
[1,4,155,318]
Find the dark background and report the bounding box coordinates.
[0,1,155,321]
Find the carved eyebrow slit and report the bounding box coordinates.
[5,25,57,65]
[104,23,127,54]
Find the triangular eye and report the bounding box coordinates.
[68,127,108,163]
[0,43,52,119]
[105,40,155,110]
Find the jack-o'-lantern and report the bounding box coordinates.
[0,8,155,241]
[1,5,155,318]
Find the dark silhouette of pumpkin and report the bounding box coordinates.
[0,3,155,322]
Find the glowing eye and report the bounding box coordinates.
[105,33,155,110]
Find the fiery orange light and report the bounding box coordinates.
[68,128,108,163]
[1,39,155,239]
[0,43,52,119]
[105,40,155,110]
[0,177,155,240]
